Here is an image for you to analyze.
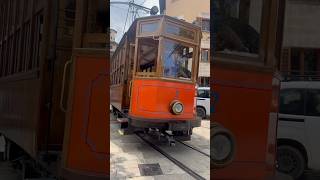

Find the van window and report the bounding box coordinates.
[279,89,305,115]
[198,90,210,98]
[306,90,320,117]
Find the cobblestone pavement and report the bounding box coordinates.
[110,114,210,180]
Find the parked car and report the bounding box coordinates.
[196,87,210,119]
[277,81,320,179]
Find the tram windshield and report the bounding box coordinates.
[162,39,193,80]
[133,15,200,82]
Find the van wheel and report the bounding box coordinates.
[277,145,306,179]
[196,107,206,119]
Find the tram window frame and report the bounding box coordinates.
[213,0,269,66]
[137,19,161,37]
[164,20,197,43]
[159,37,197,83]
[135,37,159,77]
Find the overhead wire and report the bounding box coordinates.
[122,0,131,34]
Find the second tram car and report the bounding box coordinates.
[212,0,291,179]
[0,0,108,179]
[110,15,202,140]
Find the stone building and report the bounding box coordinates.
[109,28,118,57]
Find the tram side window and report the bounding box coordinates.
[214,0,263,56]
[162,39,193,80]
[137,38,158,73]
[279,89,305,115]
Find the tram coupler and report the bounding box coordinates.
[164,132,176,146]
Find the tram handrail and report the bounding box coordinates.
[60,59,73,112]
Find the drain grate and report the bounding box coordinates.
[138,163,163,176]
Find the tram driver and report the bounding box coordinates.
[163,40,192,80]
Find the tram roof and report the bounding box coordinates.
[112,15,201,60]
[133,15,201,30]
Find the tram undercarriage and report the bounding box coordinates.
[111,106,201,144]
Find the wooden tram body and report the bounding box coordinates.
[110,15,202,136]
[212,0,288,179]
[0,0,108,179]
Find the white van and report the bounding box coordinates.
[196,87,210,119]
[277,81,320,179]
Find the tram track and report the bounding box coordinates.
[175,140,210,158]
[136,132,209,180]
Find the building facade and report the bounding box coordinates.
[281,0,320,77]
[160,0,210,87]
[109,28,118,57]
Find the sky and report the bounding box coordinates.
[110,0,160,43]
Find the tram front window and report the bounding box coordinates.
[137,38,159,73]
[162,39,193,80]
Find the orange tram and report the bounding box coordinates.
[212,0,291,179]
[110,15,202,140]
[0,0,108,179]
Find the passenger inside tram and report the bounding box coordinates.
[137,38,158,72]
[214,0,261,56]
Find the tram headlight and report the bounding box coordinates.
[212,124,235,168]
[170,101,184,115]
[212,134,232,161]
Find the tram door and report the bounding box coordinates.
[212,0,282,179]
[60,0,109,179]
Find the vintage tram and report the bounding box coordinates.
[212,0,290,179]
[0,0,108,179]
[110,15,202,140]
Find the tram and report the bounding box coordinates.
[212,0,290,179]
[110,15,202,140]
[0,0,108,179]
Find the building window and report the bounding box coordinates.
[198,77,210,87]
[201,19,210,32]
[201,49,209,62]
[281,48,320,78]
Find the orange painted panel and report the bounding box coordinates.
[213,66,279,179]
[130,79,196,120]
[65,54,109,177]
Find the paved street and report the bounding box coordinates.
[110,114,210,180]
